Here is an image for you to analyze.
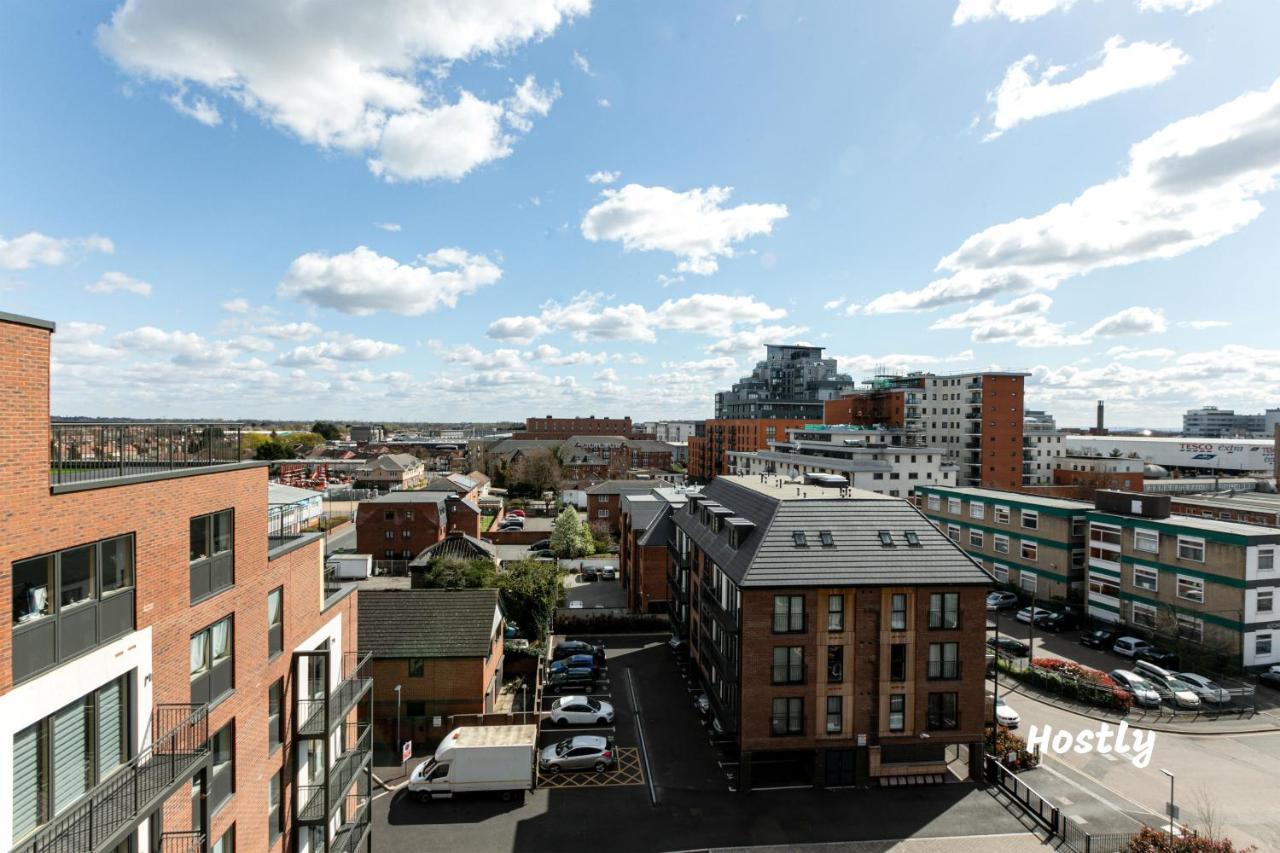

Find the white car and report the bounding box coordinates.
[994,696,1020,728]
[548,695,615,726]
[568,600,584,609]
[1015,607,1052,625]
[1176,673,1231,705]
[987,591,1019,610]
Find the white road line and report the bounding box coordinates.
[625,666,659,806]
[1038,757,1155,826]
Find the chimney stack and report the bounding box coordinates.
[1096,400,1105,433]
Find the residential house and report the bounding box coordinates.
[352,453,426,491]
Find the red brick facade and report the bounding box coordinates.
[355,497,447,560]
[521,415,635,440]
[688,419,818,481]
[979,374,1026,490]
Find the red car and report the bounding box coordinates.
[508,509,527,518]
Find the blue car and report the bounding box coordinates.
[550,654,599,674]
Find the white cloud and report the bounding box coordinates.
[486,315,548,344]
[85,271,153,296]
[594,367,618,382]
[278,335,403,367]
[930,293,1055,331]
[531,345,608,365]
[863,76,1280,315]
[221,298,250,313]
[587,170,620,184]
[98,1,586,183]
[985,37,1188,139]
[1106,345,1176,360]
[114,326,238,365]
[52,322,124,364]
[832,350,977,374]
[571,50,593,76]
[597,98,611,108]
[705,324,809,355]
[580,184,788,276]
[953,0,1081,25]
[374,222,402,232]
[279,245,501,315]
[822,297,846,310]
[1138,0,1221,12]
[1081,305,1167,338]
[1178,319,1230,329]
[256,321,322,341]
[0,232,113,270]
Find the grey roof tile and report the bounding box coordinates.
[358,589,500,658]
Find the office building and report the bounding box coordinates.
[713,345,856,420]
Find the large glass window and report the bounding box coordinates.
[890,594,908,630]
[1176,575,1205,603]
[1020,510,1039,530]
[772,595,804,633]
[1134,529,1159,554]
[926,693,959,730]
[268,679,284,754]
[770,697,803,735]
[928,593,959,629]
[190,509,234,602]
[267,587,283,659]
[888,695,906,732]
[928,642,959,679]
[826,594,844,631]
[13,555,54,624]
[269,770,283,843]
[210,722,235,813]
[827,645,843,683]
[191,616,234,706]
[1132,566,1159,592]
[889,644,907,681]
[772,647,804,684]
[826,696,843,734]
[59,546,95,610]
[1177,537,1205,563]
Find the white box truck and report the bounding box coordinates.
[326,554,371,580]
[407,725,537,803]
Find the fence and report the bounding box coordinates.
[50,422,243,486]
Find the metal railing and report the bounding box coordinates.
[269,502,311,550]
[298,652,373,737]
[927,660,961,680]
[50,423,244,486]
[158,831,205,853]
[330,794,372,853]
[298,723,372,823]
[16,704,208,853]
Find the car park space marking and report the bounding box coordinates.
[625,666,660,805]
[536,747,645,789]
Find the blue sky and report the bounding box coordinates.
[2,0,1279,427]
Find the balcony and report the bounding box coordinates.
[157,832,205,853]
[298,724,373,824]
[14,704,208,853]
[50,423,247,490]
[329,795,372,853]
[298,651,373,738]
[965,408,982,420]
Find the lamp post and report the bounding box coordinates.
[1027,590,1037,659]
[1161,768,1176,839]
[394,684,403,774]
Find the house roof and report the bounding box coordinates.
[268,483,324,505]
[421,473,477,493]
[358,589,501,658]
[673,476,991,588]
[587,479,662,496]
[360,453,422,472]
[409,532,498,566]
[621,494,665,530]
[361,491,447,506]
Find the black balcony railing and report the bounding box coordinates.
[298,723,373,823]
[50,423,244,487]
[330,794,372,853]
[927,660,962,680]
[771,664,805,685]
[298,652,373,737]
[157,831,205,853]
[15,704,208,853]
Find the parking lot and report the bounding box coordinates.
[373,636,1037,852]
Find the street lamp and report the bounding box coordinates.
[394,684,403,773]
[1161,768,1176,840]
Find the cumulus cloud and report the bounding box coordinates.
[705,324,809,355]
[571,50,593,76]
[832,350,977,374]
[0,232,113,270]
[1138,0,1221,12]
[531,345,608,365]
[256,321,322,340]
[587,170,620,184]
[1179,319,1230,329]
[277,335,403,368]
[486,315,548,344]
[1106,345,1176,360]
[985,37,1188,139]
[929,293,1055,331]
[279,245,501,315]
[98,1,586,183]
[954,0,1220,24]
[580,184,788,276]
[374,222,402,232]
[85,271,153,296]
[221,298,250,313]
[863,76,1280,314]
[1081,305,1167,338]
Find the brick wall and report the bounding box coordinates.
[355,500,445,560]
[980,375,1025,490]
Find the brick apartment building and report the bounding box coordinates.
[688,418,818,482]
[359,590,504,754]
[355,492,482,563]
[618,489,692,613]
[518,415,646,440]
[586,480,668,536]
[0,312,371,853]
[665,476,991,789]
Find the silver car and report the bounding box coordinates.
[1176,672,1231,705]
[1110,669,1162,708]
[539,735,615,774]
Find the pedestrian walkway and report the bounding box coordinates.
[703,833,1053,852]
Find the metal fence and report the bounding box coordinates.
[51,422,244,486]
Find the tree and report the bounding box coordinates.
[312,421,343,440]
[1124,825,1254,852]
[550,506,589,557]
[589,520,614,553]
[414,556,498,589]
[290,432,326,451]
[498,559,562,641]
[508,449,562,498]
[254,440,292,461]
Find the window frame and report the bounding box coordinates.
[770,697,803,736]
[928,642,960,680]
[928,592,959,630]
[1177,536,1206,563]
[926,692,959,731]
[266,587,283,660]
[1176,574,1205,603]
[826,594,844,631]
[968,528,983,548]
[1134,528,1160,554]
[772,595,805,633]
[1020,509,1039,530]
[994,505,1010,525]
[191,616,235,707]
[1020,540,1038,562]
[267,679,284,755]
[771,646,804,685]
[969,501,985,520]
[825,696,843,734]
[1132,565,1159,592]
[888,694,906,732]
[190,509,235,604]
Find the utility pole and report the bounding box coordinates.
[1162,768,1176,839]
[1027,590,1037,659]
[395,683,403,774]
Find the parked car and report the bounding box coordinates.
[1016,606,1053,625]
[1081,629,1117,649]
[600,566,617,580]
[1109,669,1162,708]
[994,696,1020,729]
[986,636,1030,657]
[1258,666,1280,690]
[567,600,584,610]
[694,693,711,717]
[545,668,598,694]
[549,654,600,675]
[548,696,614,726]
[554,640,605,661]
[529,538,551,550]
[580,567,599,581]
[1033,611,1080,632]
[500,518,525,529]
[1175,672,1232,705]
[508,509,527,518]
[1134,661,1201,709]
[504,623,521,639]
[1135,646,1180,669]
[1112,636,1152,658]
[987,591,1019,610]
[667,635,688,654]
[538,735,615,774]
[532,549,556,558]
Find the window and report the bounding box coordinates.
[927,495,940,511]
[946,524,960,543]
[890,593,908,630]
[212,825,234,853]
[1129,528,1159,554]
[1071,517,1087,538]
[969,501,985,520]
[1176,575,1205,603]
[1019,571,1038,595]
[1256,634,1274,658]
[1176,614,1204,643]
[994,505,1010,524]
[209,722,235,813]
[191,616,234,706]
[968,529,983,548]
[267,679,284,754]
[1020,540,1038,561]
[772,646,804,684]
[384,530,393,540]
[268,770,283,843]
[888,695,906,732]
[770,697,803,735]
[401,529,411,539]
[1131,601,1157,629]
[827,594,844,631]
[827,645,843,683]
[1132,566,1159,592]
[826,697,843,734]
[1259,590,1275,615]
[408,658,425,677]
[267,587,283,659]
[383,510,395,521]
[190,509,234,602]
[928,642,959,679]
[889,644,907,681]
[1260,549,1277,573]
[793,531,808,547]
[928,592,959,629]
[1177,537,1205,563]
[406,700,427,717]
[926,693,959,730]
[1020,510,1039,530]
[772,595,804,633]
[1088,573,1119,600]
[878,530,895,546]
[992,534,1010,555]
[947,498,961,514]
[905,531,921,547]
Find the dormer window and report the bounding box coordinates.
[878,530,895,547]
[729,527,741,548]
[793,531,808,547]
[905,531,921,547]
[819,530,834,547]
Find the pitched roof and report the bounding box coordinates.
[358,589,501,658]
[621,494,665,531]
[587,479,661,495]
[362,491,447,506]
[410,532,498,565]
[268,483,324,505]
[673,476,990,588]
[421,474,477,493]
[361,453,422,472]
